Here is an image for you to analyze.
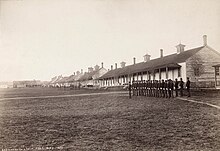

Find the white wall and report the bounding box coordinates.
[179,62,187,81]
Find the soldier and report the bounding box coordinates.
[161,79,165,97]
[164,80,168,98]
[170,79,174,98]
[152,80,156,97]
[132,81,136,96]
[128,82,132,99]
[168,79,174,98]
[158,80,162,97]
[155,80,159,97]
[174,78,179,97]
[143,80,147,96]
[186,77,191,97]
[147,80,150,97]
[179,78,184,97]
[149,80,152,97]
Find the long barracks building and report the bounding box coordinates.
[99,35,220,88]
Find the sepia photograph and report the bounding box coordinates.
[0,0,220,150]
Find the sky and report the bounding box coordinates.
[0,0,220,81]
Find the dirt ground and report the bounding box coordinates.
[0,88,219,151]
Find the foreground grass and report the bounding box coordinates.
[0,91,219,150]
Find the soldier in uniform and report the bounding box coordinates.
[132,81,136,96]
[161,79,165,97]
[174,78,179,97]
[164,80,168,98]
[186,77,191,97]
[128,82,132,98]
[168,79,174,98]
[152,80,156,97]
[155,80,159,97]
[159,80,161,97]
[179,78,184,97]
[149,80,152,97]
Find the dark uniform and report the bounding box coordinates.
[179,78,184,97]
[168,79,174,98]
[128,82,132,98]
[164,80,168,98]
[174,78,179,97]
[161,80,165,97]
[186,77,191,97]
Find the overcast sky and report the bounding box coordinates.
[0,0,220,81]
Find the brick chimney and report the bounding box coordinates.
[115,63,117,69]
[133,57,136,64]
[120,61,126,68]
[160,49,163,58]
[176,43,185,54]
[203,35,207,46]
[81,69,83,73]
[88,67,93,73]
[74,72,75,75]
[143,54,151,62]
[111,65,113,70]
[94,65,100,71]
[101,62,104,68]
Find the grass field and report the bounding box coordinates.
[0,88,219,150]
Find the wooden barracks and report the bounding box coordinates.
[50,35,220,89]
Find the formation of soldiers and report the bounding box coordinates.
[128,78,186,98]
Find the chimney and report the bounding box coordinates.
[81,69,83,73]
[133,57,136,64]
[76,71,80,75]
[115,63,117,69]
[101,62,104,68]
[176,43,185,54]
[120,61,126,68]
[74,72,75,75]
[160,49,163,58]
[143,54,151,62]
[203,35,207,46]
[94,65,100,71]
[111,65,113,70]
[88,67,93,73]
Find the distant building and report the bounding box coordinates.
[78,63,107,87]
[99,35,220,88]
[0,82,13,88]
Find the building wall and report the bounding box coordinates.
[186,46,220,88]
[179,62,187,82]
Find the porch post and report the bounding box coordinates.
[166,67,168,79]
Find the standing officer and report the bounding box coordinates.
[174,78,179,97]
[164,80,168,98]
[186,77,191,97]
[168,79,174,98]
[128,82,132,99]
[179,78,184,97]
[161,79,165,97]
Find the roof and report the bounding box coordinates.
[78,68,104,81]
[213,64,220,67]
[57,77,69,83]
[66,74,76,82]
[100,46,204,79]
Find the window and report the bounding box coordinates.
[216,67,220,76]
[194,67,200,76]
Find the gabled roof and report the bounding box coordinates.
[52,76,63,84]
[78,68,104,81]
[100,46,204,79]
[57,76,69,83]
[66,74,76,82]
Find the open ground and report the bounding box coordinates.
[0,88,220,151]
